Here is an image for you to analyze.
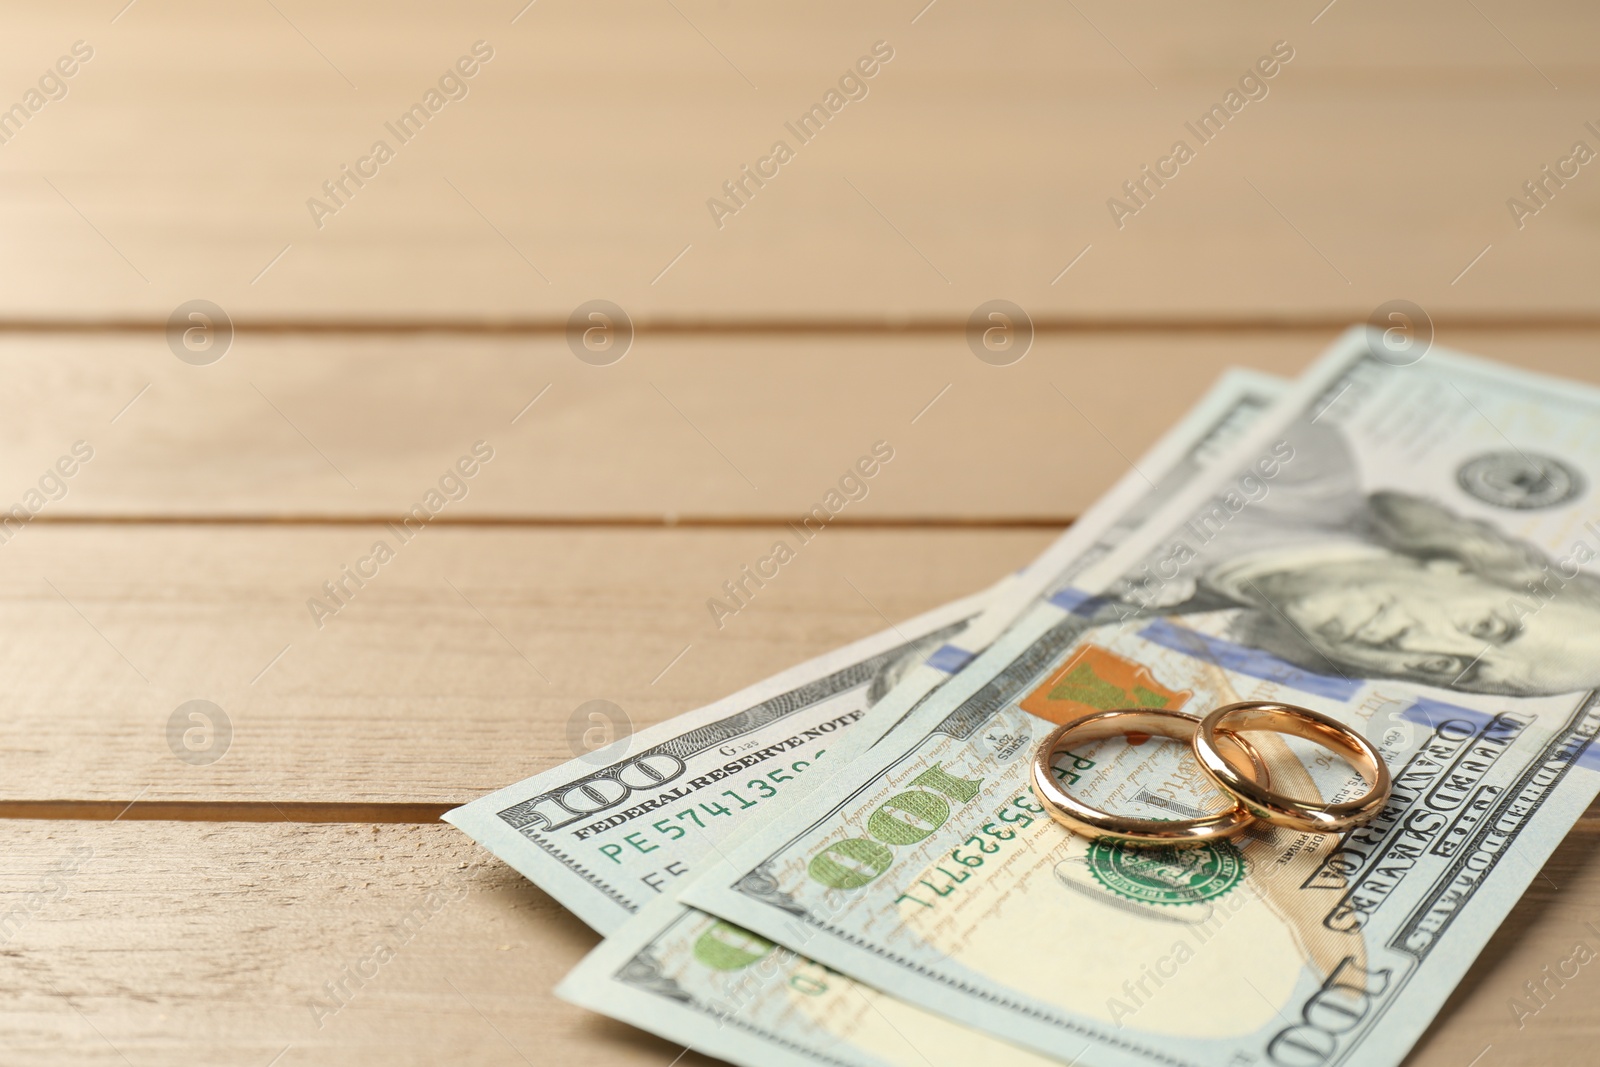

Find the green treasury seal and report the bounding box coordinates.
[1087,838,1244,906]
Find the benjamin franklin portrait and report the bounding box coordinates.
[1109,421,1599,698]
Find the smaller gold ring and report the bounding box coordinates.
[1193,701,1392,833]
[1030,708,1270,847]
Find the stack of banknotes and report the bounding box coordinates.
[447,328,1600,1067]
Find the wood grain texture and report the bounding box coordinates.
[0,524,1053,804]
[0,330,1595,521]
[0,814,1594,1066]
[0,820,718,1067]
[1,2,1597,321]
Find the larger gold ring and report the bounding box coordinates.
[1192,701,1392,833]
[1030,708,1271,848]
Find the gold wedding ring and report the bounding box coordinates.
[1192,700,1392,833]
[1030,708,1271,847]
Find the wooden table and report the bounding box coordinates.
[3,2,1597,1063]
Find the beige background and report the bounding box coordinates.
[1,1,1597,1064]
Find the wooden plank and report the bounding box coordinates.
[0,525,1053,804]
[3,814,1597,1066]
[0,819,713,1067]
[0,330,1596,521]
[1,2,1597,321]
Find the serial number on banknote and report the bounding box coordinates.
[593,751,828,864]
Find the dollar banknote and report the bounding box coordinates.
[681,330,1600,1067]
[551,371,1286,1066]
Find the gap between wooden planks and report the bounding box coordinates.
[5,315,1600,334]
[17,514,1073,529]
[0,800,452,823]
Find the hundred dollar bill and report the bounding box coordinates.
[553,371,1288,1067]
[682,329,1600,1067]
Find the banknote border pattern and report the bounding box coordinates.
[1396,689,1600,957]
[1301,688,1600,1067]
